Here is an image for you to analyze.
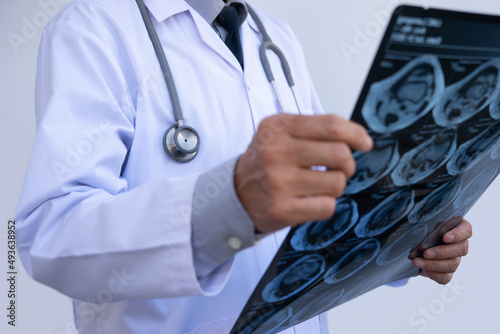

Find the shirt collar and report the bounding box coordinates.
[185,0,248,25]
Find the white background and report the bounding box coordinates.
[1,0,499,333]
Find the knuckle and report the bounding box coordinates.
[331,143,356,176]
[324,115,345,137]
[467,222,473,238]
[449,258,461,272]
[332,172,347,197]
[346,156,357,178]
[462,240,469,256]
[318,197,337,219]
[335,143,352,160]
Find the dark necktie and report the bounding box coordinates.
[217,5,244,70]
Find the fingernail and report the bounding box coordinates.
[413,259,426,268]
[425,250,436,259]
[444,233,455,243]
[365,136,374,151]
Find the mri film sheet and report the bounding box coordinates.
[231,6,500,334]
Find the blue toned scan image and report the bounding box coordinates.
[361,55,445,133]
[344,137,400,194]
[290,198,359,251]
[335,266,402,305]
[262,254,325,303]
[323,239,380,284]
[490,91,500,119]
[454,164,500,211]
[408,177,461,225]
[433,59,500,127]
[376,224,428,266]
[447,122,500,175]
[492,143,500,160]
[391,129,457,186]
[241,307,294,334]
[287,288,344,327]
[355,188,415,238]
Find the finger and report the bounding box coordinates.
[422,240,469,260]
[443,218,472,243]
[285,169,348,198]
[292,139,356,177]
[419,270,454,285]
[271,196,337,227]
[413,257,461,273]
[282,114,373,152]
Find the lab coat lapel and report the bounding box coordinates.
[143,0,243,72]
[188,8,244,73]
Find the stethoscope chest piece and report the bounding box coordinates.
[163,123,200,163]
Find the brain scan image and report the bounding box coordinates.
[391,129,457,186]
[262,254,325,303]
[344,137,400,194]
[433,59,500,127]
[490,91,500,119]
[288,288,344,326]
[243,306,294,333]
[376,224,428,266]
[290,198,359,251]
[362,55,445,133]
[355,188,415,238]
[336,269,395,305]
[237,307,293,334]
[324,239,380,284]
[407,178,461,225]
[447,122,500,175]
[454,167,500,210]
[491,144,500,160]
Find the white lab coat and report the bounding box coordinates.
[16,0,328,332]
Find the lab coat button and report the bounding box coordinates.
[228,236,243,250]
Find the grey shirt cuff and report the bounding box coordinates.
[191,157,258,278]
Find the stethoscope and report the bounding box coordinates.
[135,0,303,162]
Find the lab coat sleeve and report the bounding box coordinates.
[15,20,231,302]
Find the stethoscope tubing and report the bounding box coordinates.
[135,0,303,163]
[135,0,184,123]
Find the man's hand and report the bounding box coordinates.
[234,114,373,233]
[411,218,472,285]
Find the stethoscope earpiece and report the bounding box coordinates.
[163,124,200,163]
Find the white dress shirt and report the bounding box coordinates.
[15,0,328,332]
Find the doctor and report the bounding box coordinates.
[16,0,472,333]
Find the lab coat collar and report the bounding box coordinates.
[141,0,260,73]
[143,0,190,22]
[142,0,259,33]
